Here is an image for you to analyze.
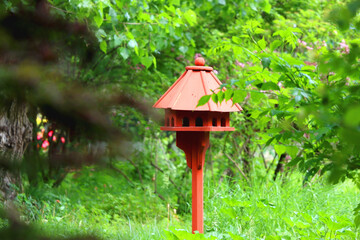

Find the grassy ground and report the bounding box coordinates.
[7,167,360,239]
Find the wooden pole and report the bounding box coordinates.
[192,148,204,233]
[176,132,209,233]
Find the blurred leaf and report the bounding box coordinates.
[251,92,264,103]
[179,46,188,54]
[232,36,241,44]
[232,91,246,104]
[270,40,282,52]
[261,82,279,90]
[286,146,298,159]
[274,145,286,156]
[344,106,360,127]
[93,15,103,28]
[218,0,226,5]
[228,232,245,240]
[263,0,272,13]
[109,7,118,23]
[140,56,153,69]
[100,41,107,54]
[254,28,265,34]
[118,48,130,60]
[262,57,271,70]
[225,89,234,102]
[258,37,266,50]
[128,39,138,48]
[211,93,219,104]
[221,207,236,219]
[183,9,197,26]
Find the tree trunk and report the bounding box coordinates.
[0,101,32,202]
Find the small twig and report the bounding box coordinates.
[232,137,248,158]
[91,46,121,70]
[125,157,143,184]
[122,22,129,31]
[109,164,135,186]
[110,158,164,201]
[258,144,268,169]
[288,148,304,176]
[151,162,164,173]
[154,190,165,201]
[225,153,251,186]
[150,162,186,199]
[266,153,278,174]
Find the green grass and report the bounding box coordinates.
[9,167,360,239]
[202,174,359,239]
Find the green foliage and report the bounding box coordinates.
[165,228,216,240]
[1,0,360,238]
[12,172,360,239]
[52,0,360,236]
[197,95,212,107]
[195,0,360,194]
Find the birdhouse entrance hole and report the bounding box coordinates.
[195,117,203,126]
[212,118,217,127]
[221,118,226,127]
[182,117,189,127]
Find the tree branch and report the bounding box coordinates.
[109,164,135,186]
[225,153,251,186]
[150,162,186,199]
[258,144,268,169]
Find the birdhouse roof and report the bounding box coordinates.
[153,58,243,112]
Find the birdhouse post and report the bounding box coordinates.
[153,57,242,233]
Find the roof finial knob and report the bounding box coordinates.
[195,57,205,66]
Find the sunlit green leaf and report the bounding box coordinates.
[261,82,279,90]
[258,37,266,50]
[270,40,282,52]
[197,95,211,107]
[225,89,234,102]
[140,57,153,69]
[274,145,286,156]
[232,90,246,104]
[211,93,219,104]
[254,28,265,34]
[100,41,107,53]
[261,57,271,70]
[218,91,225,104]
[183,9,197,26]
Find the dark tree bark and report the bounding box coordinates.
[0,101,32,202]
[273,153,287,181]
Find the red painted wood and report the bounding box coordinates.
[160,126,235,131]
[176,132,209,233]
[153,58,242,234]
[153,58,242,112]
[185,66,213,71]
[194,57,206,66]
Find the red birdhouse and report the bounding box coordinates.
[153,57,242,233]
